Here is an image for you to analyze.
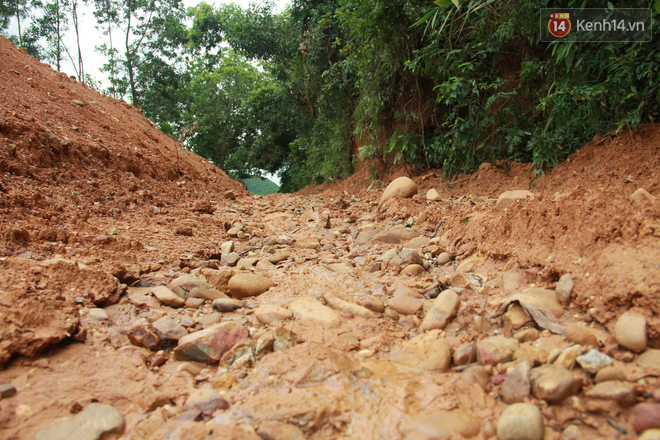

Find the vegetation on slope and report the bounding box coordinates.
[2,0,659,192]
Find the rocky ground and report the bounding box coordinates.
[1,36,660,440]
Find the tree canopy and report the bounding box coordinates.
[2,0,659,192]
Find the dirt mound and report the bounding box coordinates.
[0,35,247,363]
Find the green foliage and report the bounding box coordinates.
[244,177,280,195]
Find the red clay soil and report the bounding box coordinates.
[1,33,659,440]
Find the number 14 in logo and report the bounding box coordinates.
[549,13,571,38]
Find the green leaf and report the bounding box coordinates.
[451,0,460,9]
[434,0,453,7]
[656,0,660,14]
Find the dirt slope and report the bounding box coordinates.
[1,35,660,440]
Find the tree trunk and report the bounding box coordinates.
[72,0,84,82]
[125,0,139,106]
[15,0,22,46]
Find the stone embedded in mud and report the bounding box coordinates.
[392,330,451,371]
[128,323,162,350]
[227,273,274,299]
[388,248,424,272]
[502,361,531,404]
[585,380,636,406]
[576,349,613,374]
[425,188,439,201]
[638,349,660,368]
[631,188,657,206]
[212,298,244,313]
[632,403,660,433]
[200,268,236,292]
[88,308,109,322]
[220,240,235,254]
[495,190,534,209]
[287,296,341,328]
[254,304,293,324]
[436,252,451,265]
[174,321,248,364]
[357,295,385,314]
[462,365,490,391]
[406,236,430,249]
[614,311,647,353]
[595,366,627,383]
[453,343,476,366]
[188,286,227,302]
[183,389,229,416]
[378,176,418,207]
[221,252,241,267]
[296,236,321,249]
[400,264,426,276]
[555,273,574,305]
[530,365,580,404]
[169,274,213,298]
[566,323,598,348]
[35,402,125,440]
[388,295,423,315]
[406,409,481,439]
[152,286,185,308]
[370,227,419,245]
[496,403,544,440]
[152,316,188,341]
[476,336,519,366]
[323,293,375,318]
[257,421,305,440]
[421,289,460,331]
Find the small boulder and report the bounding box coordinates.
[575,349,613,374]
[614,311,647,353]
[228,273,274,299]
[287,296,341,328]
[392,330,451,371]
[35,403,125,440]
[128,323,161,350]
[183,389,229,416]
[174,321,248,364]
[152,286,185,308]
[379,177,418,208]
[496,403,544,440]
[254,304,293,324]
[632,403,660,434]
[152,317,188,341]
[496,190,534,209]
[555,273,574,304]
[530,365,580,403]
[212,298,244,313]
[566,323,598,347]
[425,188,439,201]
[388,295,423,315]
[476,336,519,366]
[501,361,531,404]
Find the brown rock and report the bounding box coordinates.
[392,330,451,371]
[201,268,236,291]
[476,336,519,366]
[287,296,341,328]
[379,177,418,207]
[400,264,425,276]
[254,304,293,324]
[212,298,244,312]
[152,286,185,308]
[496,190,534,209]
[496,403,544,440]
[502,361,531,404]
[228,273,274,299]
[555,273,574,304]
[128,323,161,350]
[406,409,481,439]
[631,188,657,206]
[638,349,660,368]
[595,366,627,383]
[530,365,580,403]
[183,389,229,416]
[388,295,423,315]
[632,403,660,434]
[174,321,248,364]
[152,317,187,341]
[257,421,305,440]
[566,324,598,347]
[614,311,647,353]
[509,288,563,318]
[462,365,490,390]
[0,384,17,399]
[585,380,636,406]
